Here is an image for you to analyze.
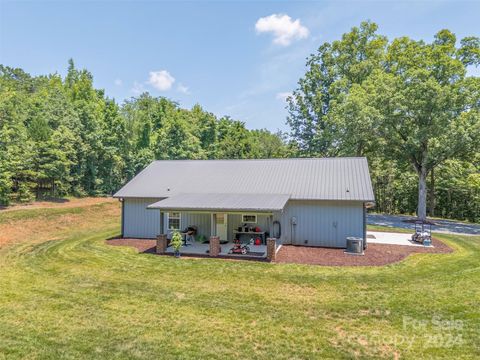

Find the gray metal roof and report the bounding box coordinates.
[114,157,375,202]
[147,193,290,212]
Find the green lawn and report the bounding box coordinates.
[0,203,479,359]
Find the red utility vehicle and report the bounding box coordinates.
[228,238,250,255]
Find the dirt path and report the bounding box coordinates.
[0,197,117,212]
[0,198,120,248]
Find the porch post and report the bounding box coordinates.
[211,213,216,236]
[209,236,220,257]
[156,234,167,254]
[268,215,273,238]
[267,238,277,262]
[160,211,165,235]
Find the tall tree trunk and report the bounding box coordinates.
[429,167,435,217]
[356,141,364,157]
[417,166,428,221]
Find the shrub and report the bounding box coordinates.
[170,231,183,255]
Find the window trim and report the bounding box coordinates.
[167,211,182,231]
[242,214,257,223]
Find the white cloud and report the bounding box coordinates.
[255,14,309,46]
[177,83,190,95]
[133,70,188,95]
[148,70,175,91]
[114,78,122,86]
[276,92,292,102]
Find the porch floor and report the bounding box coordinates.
[165,241,267,258]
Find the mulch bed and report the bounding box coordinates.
[275,237,452,266]
[106,236,453,266]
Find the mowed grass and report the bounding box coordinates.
[0,202,479,359]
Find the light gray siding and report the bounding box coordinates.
[169,212,271,241]
[123,198,364,248]
[180,213,211,239]
[160,212,211,239]
[278,200,364,248]
[123,198,162,238]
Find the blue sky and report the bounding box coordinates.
[1,1,479,132]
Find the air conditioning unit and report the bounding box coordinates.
[345,237,364,255]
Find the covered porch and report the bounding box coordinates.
[147,193,288,259]
[163,240,268,258]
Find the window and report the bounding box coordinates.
[168,212,181,230]
[216,213,225,224]
[242,214,257,223]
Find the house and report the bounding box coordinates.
[113,157,375,248]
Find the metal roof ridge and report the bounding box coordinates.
[152,157,367,163]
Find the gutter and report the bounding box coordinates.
[119,198,125,238]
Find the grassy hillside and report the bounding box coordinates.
[0,200,479,359]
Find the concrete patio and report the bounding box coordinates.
[367,231,433,247]
[165,240,267,258]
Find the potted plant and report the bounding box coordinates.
[170,231,183,258]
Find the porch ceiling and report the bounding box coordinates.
[147,193,290,212]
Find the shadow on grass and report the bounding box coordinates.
[0,197,70,211]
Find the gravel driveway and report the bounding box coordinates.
[368,214,480,236]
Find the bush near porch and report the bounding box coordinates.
[0,199,479,359]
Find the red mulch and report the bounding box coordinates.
[106,236,453,267]
[275,237,452,266]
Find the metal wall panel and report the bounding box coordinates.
[180,213,211,239]
[123,198,162,238]
[163,212,270,241]
[278,200,364,248]
[123,198,363,248]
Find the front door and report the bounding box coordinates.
[216,213,228,241]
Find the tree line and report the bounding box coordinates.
[1,22,479,222]
[0,60,291,204]
[287,22,480,222]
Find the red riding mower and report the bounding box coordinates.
[228,238,250,255]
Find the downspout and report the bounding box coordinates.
[363,203,367,249]
[160,211,165,235]
[120,198,125,238]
